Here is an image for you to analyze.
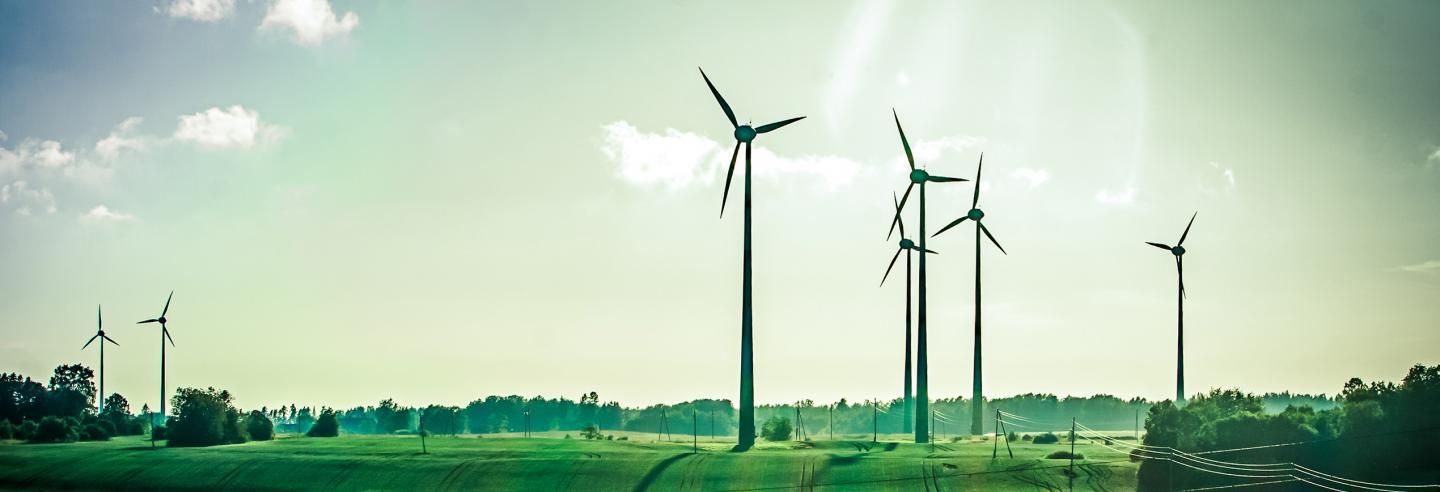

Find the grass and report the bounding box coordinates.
[0,433,1138,490]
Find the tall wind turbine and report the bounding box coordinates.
[882,192,935,436]
[933,154,1007,436]
[1147,212,1197,404]
[889,110,968,443]
[699,68,805,450]
[82,304,119,413]
[137,291,176,430]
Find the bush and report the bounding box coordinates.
[1046,450,1084,460]
[307,410,339,437]
[168,387,246,447]
[246,411,274,441]
[1033,432,1060,444]
[580,424,603,440]
[1007,431,1018,442]
[152,425,167,441]
[80,423,111,441]
[617,436,628,441]
[17,420,39,441]
[29,416,78,443]
[1022,433,1033,441]
[761,416,793,442]
[0,420,12,440]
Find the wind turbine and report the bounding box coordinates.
[1147,212,1197,404]
[137,291,176,433]
[933,154,1007,436]
[699,68,805,451]
[889,110,968,443]
[82,304,118,413]
[881,192,935,436]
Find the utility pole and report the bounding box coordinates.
[872,400,877,443]
[929,409,935,453]
[796,406,801,442]
[711,411,715,441]
[992,409,999,460]
[1069,417,1077,474]
[420,411,428,455]
[524,410,530,438]
[1135,408,1140,441]
[693,408,698,453]
[828,405,833,441]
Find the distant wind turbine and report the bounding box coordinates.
[881,191,935,436]
[82,304,119,413]
[889,110,968,443]
[699,67,805,451]
[1147,212,1197,404]
[137,291,176,432]
[933,154,1007,435]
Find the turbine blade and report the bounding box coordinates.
[698,67,738,128]
[1178,257,1186,299]
[923,248,939,254]
[1146,242,1172,251]
[980,223,1007,255]
[892,191,906,240]
[162,291,173,318]
[972,153,984,209]
[881,248,903,287]
[926,175,968,183]
[893,109,915,170]
[83,334,99,350]
[164,328,175,347]
[1179,211,1197,246]
[137,319,159,324]
[888,184,913,240]
[932,216,969,238]
[719,141,741,218]
[104,335,119,346]
[98,304,102,330]
[755,116,805,134]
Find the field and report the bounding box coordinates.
[0,432,1138,491]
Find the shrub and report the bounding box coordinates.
[1033,432,1060,444]
[246,411,274,441]
[80,423,111,441]
[580,424,603,440]
[564,434,572,439]
[307,410,339,437]
[29,416,78,443]
[617,436,629,441]
[606,435,613,440]
[761,416,793,442]
[0,420,13,440]
[152,425,167,441]
[1007,431,1018,442]
[1046,450,1084,460]
[1022,434,1033,441]
[17,420,39,440]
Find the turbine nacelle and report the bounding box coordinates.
[734,125,756,143]
[1171,245,1186,256]
[968,208,985,221]
[899,238,915,250]
[909,169,928,184]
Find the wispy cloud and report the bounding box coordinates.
[819,0,895,133]
[1094,187,1137,205]
[1,181,57,216]
[1395,260,1440,274]
[260,0,359,46]
[1010,168,1050,188]
[164,0,235,22]
[95,117,147,161]
[1428,147,1440,169]
[174,105,287,149]
[599,121,864,192]
[79,205,136,224]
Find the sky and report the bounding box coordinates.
[1,0,1438,412]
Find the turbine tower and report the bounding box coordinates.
[881,191,935,436]
[699,68,805,450]
[1147,212,1197,404]
[137,291,176,430]
[934,154,1008,435]
[889,110,968,443]
[82,304,118,413]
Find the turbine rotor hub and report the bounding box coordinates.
[158,316,167,324]
[734,125,756,143]
[968,208,985,220]
[1172,246,1186,256]
[909,169,928,184]
[899,238,915,249]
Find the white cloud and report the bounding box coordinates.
[174,105,286,149]
[1,181,57,216]
[0,130,7,141]
[165,0,235,21]
[1428,147,1440,169]
[260,0,359,46]
[1094,187,1137,205]
[95,117,147,161]
[79,205,135,224]
[1396,260,1440,275]
[600,121,865,191]
[30,140,75,168]
[1010,168,1050,188]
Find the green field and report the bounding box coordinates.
[0,433,1138,491]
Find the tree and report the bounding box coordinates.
[101,393,142,436]
[246,410,274,441]
[46,364,95,419]
[307,409,339,437]
[29,416,79,443]
[167,387,246,447]
[761,415,792,442]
